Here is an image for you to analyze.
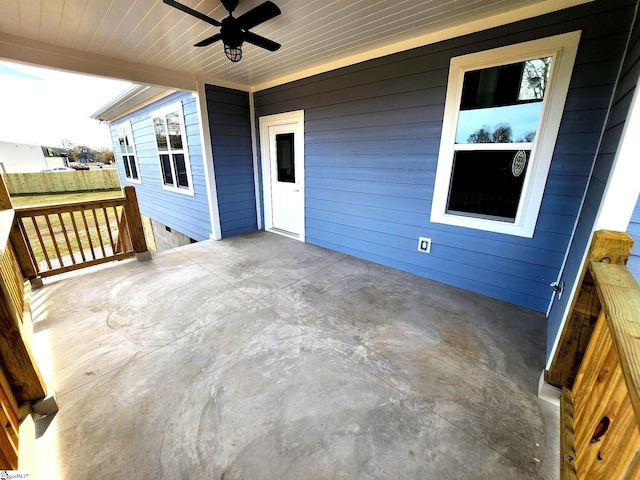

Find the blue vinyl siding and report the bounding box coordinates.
[109,91,212,241]
[628,197,640,282]
[254,0,638,316]
[205,85,257,237]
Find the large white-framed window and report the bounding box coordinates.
[430,31,581,237]
[152,102,194,196]
[116,122,140,183]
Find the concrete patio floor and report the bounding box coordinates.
[30,231,559,479]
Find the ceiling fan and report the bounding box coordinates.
[163,0,281,62]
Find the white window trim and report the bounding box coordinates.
[430,31,581,237]
[116,121,141,184]
[152,102,195,196]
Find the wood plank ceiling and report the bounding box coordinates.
[0,0,591,91]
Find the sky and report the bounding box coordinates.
[455,103,542,144]
[0,60,132,150]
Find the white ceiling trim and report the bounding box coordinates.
[251,0,593,91]
[91,85,178,122]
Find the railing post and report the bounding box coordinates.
[0,175,38,281]
[122,186,149,259]
[10,223,38,281]
[0,174,13,210]
[548,230,634,388]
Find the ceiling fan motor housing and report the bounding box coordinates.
[221,17,244,48]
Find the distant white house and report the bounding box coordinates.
[0,141,68,173]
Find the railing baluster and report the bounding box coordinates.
[69,211,86,263]
[102,207,116,254]
[31,216,52,271]
[110,206,120,252]
[57,212,76,265]
[91,209,107,258]
[43,214,63,268]
[80,209,96,260]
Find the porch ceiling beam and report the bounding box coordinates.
[0,32,197,92]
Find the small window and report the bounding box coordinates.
[431,32,580,237]
[152,103,193,195]
[276,133,295,183]
[116,122,140,183]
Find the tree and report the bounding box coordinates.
[492,123,513,143]
[467,126,493,143]
[520,57,552,100]
[97,149,115,164]
[519,131,536,143]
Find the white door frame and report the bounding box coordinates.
[259,110,305,241]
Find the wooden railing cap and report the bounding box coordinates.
[590,261,640,423]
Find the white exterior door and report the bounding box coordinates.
[259,111,304,240]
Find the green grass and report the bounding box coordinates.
[10,190,123,208]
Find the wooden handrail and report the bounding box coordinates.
[560,246,640,479]
[14,185,148,278]
[591,263,640,421]
[15,197,128,216]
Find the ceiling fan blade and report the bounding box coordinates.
[244,31,281,52]
[162,0,221,27]
[236,1,281,31]
[194,33,222,47]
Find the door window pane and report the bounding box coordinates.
[276,133,295,183]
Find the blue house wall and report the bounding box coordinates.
[204,85,257,238]
[546,2,640,361]
[254,0,638,316]
[110,91,212,241]
[628,195,640,282]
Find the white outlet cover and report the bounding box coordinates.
[418,237,431,253]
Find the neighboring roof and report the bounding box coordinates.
[0,0,593,92]
[91,85,177,123]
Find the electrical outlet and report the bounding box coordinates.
[418,237,431,253]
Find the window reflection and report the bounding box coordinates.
[455,103,543,144]
[167,112,183,149]
[455,57,551,144]
[154,118,168,150]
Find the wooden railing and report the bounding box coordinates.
[548,231,634,388]
[0,176,148,469]
[14,186,148,278]
[0,208,45,469]
[553,231,640,479]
